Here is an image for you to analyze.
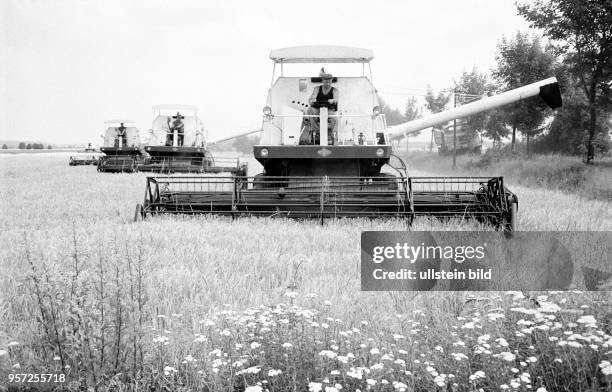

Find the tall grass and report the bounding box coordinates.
[0,154,610,391]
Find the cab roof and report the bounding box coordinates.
[105,119,135,124]
[269,45,374,63]
[152,104,199,111]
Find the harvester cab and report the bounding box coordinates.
[97,119,142,172]
[138,45,562,231]
[139,104,246,174]
[256,46,395,179]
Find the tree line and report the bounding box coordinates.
[384,0,611,162]
[3,142,53,150]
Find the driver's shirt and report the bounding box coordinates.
[316,86,337,111]
[172,120,184,134]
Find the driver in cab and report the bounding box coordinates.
[303,72,339,145]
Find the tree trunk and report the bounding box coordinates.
[526,134,530,158]
[586,98,597,164]
[511,125,516,152]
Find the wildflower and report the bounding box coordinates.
[193,335,206,343]
[346,367,364,379]
[152,335,169,345]
[393,334,405,340]
[370,348,380,355]
[527,356,537,363]
[321,323,329,329]
[7,341,19,347]
[434,346,443,352]
[163,366,177,376]
[53,355,60,361]
[370,363,384,370]
[398,349,408,354]
[599,360,612,375]
[536,388,548,392]
[500,385,509,390]
[539,302,560,313]
[325,387,339,392]
[319,350,337,359]
[469,371,486,381]
[366,379,377,386]
[233,359,247,368]
[393,381,408,391]
[433,375,446,387]
[282,342,293,348]
[237,366,261,375]
[184,355,196,363]
[496,338,509,347]
[554,358,563,363]
[498,352,516,362]
[250,342,261,350]
[510,380,520,388]
[453,341,466,347]
[284,291,298,299]
[308,382,323,392]
[337,356,349,364]
[577,315,597,327]
[487,312,505,321]
[323,300,332,306]
[477,334,491,343]
[245,386,263,392]
[451,352,468,361]
[268,369,282,377]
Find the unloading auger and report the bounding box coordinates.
[136,46,562,231]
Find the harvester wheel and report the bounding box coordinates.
[134,203,144,222]
[508,201,517,231]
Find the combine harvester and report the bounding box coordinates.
[138,104,248,175]
[98,120,143,172]
[136,46,561,231]
[68,143,102,166]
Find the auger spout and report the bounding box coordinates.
[386,77,561,138]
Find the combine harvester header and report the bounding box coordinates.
[136,45,561,231]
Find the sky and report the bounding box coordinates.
[1,0,534,145]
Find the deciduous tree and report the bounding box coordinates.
[517,0,612,162]
[492,32,559,154]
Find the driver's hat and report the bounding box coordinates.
[321,73,333,80]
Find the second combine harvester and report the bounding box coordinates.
[137,46,561,231]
